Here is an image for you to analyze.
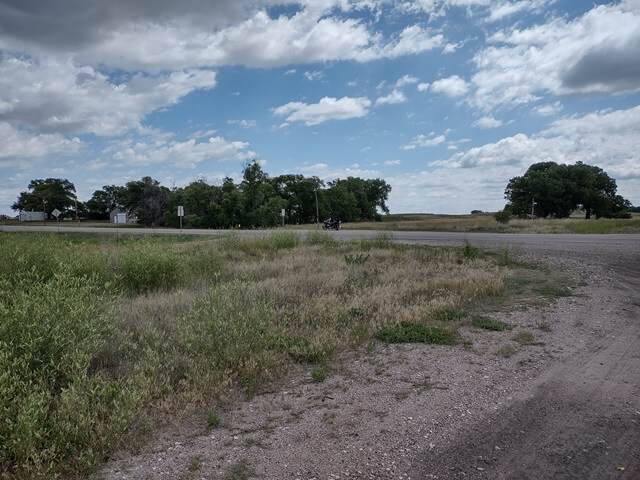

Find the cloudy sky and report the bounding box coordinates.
[1,0,639,215]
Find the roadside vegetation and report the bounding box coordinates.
[0,231,571,478]
[342,212,640,234]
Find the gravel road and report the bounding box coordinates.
[9,227,636,479]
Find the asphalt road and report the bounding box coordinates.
[2,224,639,247]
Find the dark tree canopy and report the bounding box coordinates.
[12,163,392,228]
[11,178,77,219]
[505,161,631,219]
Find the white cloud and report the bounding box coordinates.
[395,74,418,87]
[227,119,257,129]
[284,69,297,75]
[0,55,217,136]
[430,75,469,97]
[472,3,640,109]
[273,96,371,125]
[375,89,408,105]
[111,135,254,168]
[417,82,430,92]
[472,116,503,128]
[534,101,563,116]
[297,162,381,180]
[304,70,324,81]
[384,159,401,165]
[401,133,446,150]
[0,122,82,166]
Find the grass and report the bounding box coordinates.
[471,315,513,331]
[311,367,328,382]
[512,331,537,345]
[0,233,571,479]
[222,459,255,480]
[376,323,458,345]
[498,345,517,358]
[339,212,640,234]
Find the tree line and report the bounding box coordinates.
[504,161,633,219]
[12,161,392,228]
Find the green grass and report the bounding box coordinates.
[498,345,517,358]
[222,459,255,480]
[512,331,537,345]
[0,231,571,479]
[311,367,328,382]
[376,323,458,345]
[471,315,513,331]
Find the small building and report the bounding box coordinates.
[109,208,137,224]
[19,210,46,222]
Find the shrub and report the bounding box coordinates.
[266,231,300,250]
[494,209,512,224]
[118,245,182,293]
[305,230,337,246]
[471,315,512,331]
[376,322,458,345]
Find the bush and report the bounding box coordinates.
[494,209,512,224]
[118,245,182,293]
[266,231,300,250]
[305,230,337,246]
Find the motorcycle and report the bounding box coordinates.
[323,218,341,230]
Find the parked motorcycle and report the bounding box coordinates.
[323,218,341,230]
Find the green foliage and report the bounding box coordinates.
[305,230,337,246]
[471,315,513,331]
[376,323,458,345]
[207,411,220,429]
[266,231,300,250]
[505,161,630,219]
[494,208,512,224]
[311,367,328,382]
[119,245,182,293]
[434,309,468,322]
[11,178,77,219]
[498,345,517,358]
[222,459,255,480]
[462,241,479,259]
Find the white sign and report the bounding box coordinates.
[177,206,184,217]
[281,208,285,217]
[51,208,61,218]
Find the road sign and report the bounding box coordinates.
[51,208,61,218]
[281,208,285,217]
[177,206,184,217]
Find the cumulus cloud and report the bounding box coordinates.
[417,82,430,92]
[375,89,408,105]
[430,75,469,97]
[297,162,381,181]
[273,96,372,125]
[472,3,640,109]
[0,122,82,166]
[304,70,324,81]
[395,74,419,87]
[401,133,446,150]
[534,101,563,116]
[0,55,217,136]
[472,116,503,128]
[111,135,255,168]
[227,119,257,129]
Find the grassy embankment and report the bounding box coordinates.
[342,213,640,234]
[0,231,570,478]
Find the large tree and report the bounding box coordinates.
[121,177,170,226]
[85,185,125,220]
[12,178,77,219]
[505,161,630,219]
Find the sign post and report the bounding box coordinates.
[177,205,184,232]
[281,208,285,228]
[52,208,61,232]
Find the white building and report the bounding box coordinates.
[19,211,46,222]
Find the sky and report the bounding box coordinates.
[1,0,639,215]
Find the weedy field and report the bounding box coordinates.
[341,213,640,234]
[0,231,571,479]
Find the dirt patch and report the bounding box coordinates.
[100,242,639,480]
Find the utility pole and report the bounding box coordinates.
[531,198,535,219]
[315,185,320,230]
[74,196,79,223]
[42,198,47,226]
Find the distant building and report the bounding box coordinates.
[109,208,136,224]
[19,211,46,222]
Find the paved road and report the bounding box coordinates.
[2,225,639,247]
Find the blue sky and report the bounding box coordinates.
[1,0,639,215]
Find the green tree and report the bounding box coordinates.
[121,177,169,226]
[12,178,77,219]
[569,161,618,219]
[85,185,125,220]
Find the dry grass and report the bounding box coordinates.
[338,213,640,234]
[0,231,571,478]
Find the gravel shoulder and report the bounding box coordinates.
[100,241,640,480]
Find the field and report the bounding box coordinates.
[0,231,572,478]
[342,213,640,234]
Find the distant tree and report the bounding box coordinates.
[470,210,484,214]
[271,174,323,224]
[121,177,169,226]
[505,161,630,219]
[325,177,391,221]
[85,185,125,220]
[12,178,77,218]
